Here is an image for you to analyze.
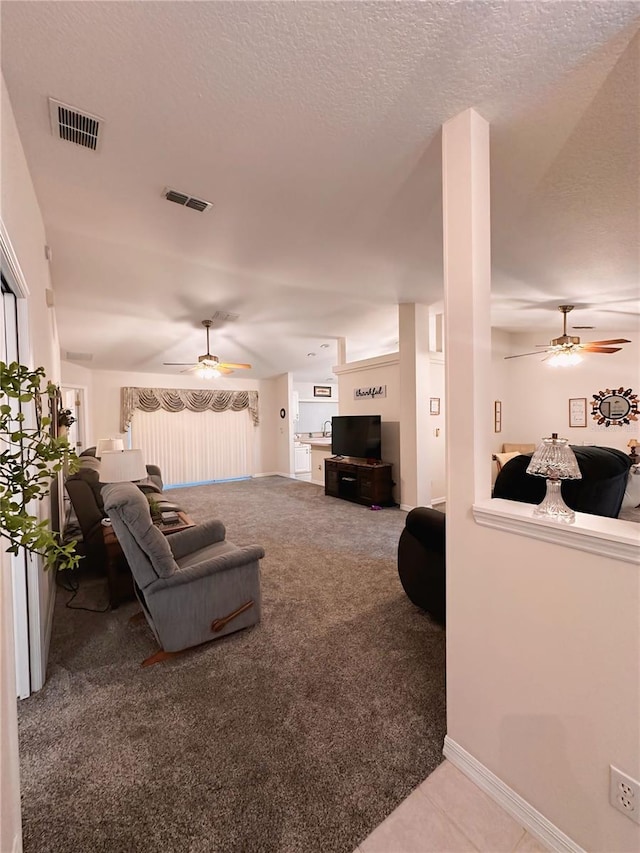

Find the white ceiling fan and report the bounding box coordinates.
[505,305,631,366]
[164,320,252,378]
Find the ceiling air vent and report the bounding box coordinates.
[211,310,240,323]
[48,98,103,151]
[162,187,213,213]
[64,351,93,362]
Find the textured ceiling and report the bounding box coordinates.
[1,1,639,380]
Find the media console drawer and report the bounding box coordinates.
[324,457,393,507]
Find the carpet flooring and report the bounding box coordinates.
[18,476,446,853]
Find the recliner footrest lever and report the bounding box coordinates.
[211,600,254,633]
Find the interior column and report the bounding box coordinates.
[442,108,492,513]
[399,302,431,508]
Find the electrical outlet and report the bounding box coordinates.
[610,766,640,824]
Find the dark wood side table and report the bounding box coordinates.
[102,512,196,608]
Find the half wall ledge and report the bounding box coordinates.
[473,499,639,566]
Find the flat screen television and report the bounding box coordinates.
[331,415,382,460]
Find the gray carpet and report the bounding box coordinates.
[18,476,446,853]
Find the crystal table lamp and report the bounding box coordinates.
[526,434,582,523]
[99,449,146,483]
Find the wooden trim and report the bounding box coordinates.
[211,600,254,633]
[141,649,181,668]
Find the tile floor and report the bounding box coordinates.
[354,761,549,852]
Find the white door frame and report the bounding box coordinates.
[1,218,44,698]
[61,385,88,454]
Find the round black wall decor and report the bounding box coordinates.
[591,387,638,427]
[279,408,286,419]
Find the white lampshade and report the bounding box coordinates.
[100,449,147,483]
[96,437,125,456]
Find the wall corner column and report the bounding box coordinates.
[442,108,492,512]
[399,303,431,508]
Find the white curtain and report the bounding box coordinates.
[130,407,255,487]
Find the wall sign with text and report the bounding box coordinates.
[354,385,387,400]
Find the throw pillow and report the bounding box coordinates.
[621,465,640,510]
[494,451,521,472]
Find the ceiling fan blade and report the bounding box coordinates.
[504,351,549,359]
[582,339,631,346]
[165,320,252,372]
[580,346,622,354]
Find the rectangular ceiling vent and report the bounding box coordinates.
[162,187,213,213]
[48,98,103,151]
[64,351,93,362]
[211,310,240,323]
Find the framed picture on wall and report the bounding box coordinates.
[569,397,587,428]
[313,385,332,398]
[430,397,440,415]
[494,400,502,433]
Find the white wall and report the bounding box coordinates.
[335,354,401,503]
[490,329,512,452]
[502,332,640,452]
[2,76,60,687]
[60,361,94,453]
[444,109,640,852]
[447,522,640,852]
[1,69,66,850]
[399,303,432,509]
[427,356,446,502]
[270,373,294,476]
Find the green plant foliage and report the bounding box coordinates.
[146,494,162,523]
[1,361,81,571]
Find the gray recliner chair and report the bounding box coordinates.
[102,483,264,666]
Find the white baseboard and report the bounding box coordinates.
[443,736,585,853]
[399,499,445,512]
[252,472,290,479]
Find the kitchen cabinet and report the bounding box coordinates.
[294,443,311,473]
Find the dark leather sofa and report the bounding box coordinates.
[397,445,632,624]
[492,445,632,518]
[397,507,446,624]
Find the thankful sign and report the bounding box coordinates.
[354,385,387,400]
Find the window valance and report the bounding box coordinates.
[121,387,259,432]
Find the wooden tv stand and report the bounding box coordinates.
[324,457,393,507]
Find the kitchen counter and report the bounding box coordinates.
[297,436,332,447]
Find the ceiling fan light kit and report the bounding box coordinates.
[546,349,583,368]
[505,305,631,365]
[196,364,222,380]
[163,319,252,379]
